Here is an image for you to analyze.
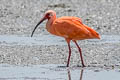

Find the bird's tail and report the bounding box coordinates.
[84,25,100,39]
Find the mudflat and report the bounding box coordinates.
[0,0,120,80]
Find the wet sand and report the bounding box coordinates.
[0,35,120,67]
[0,0,120,80]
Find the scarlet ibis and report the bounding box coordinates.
[31,10,100,67]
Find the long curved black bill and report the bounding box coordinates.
[31,18,46,37]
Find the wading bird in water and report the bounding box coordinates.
[31,10,100,67]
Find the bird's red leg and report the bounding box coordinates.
[66,38,71,67]
[73,40,85,67]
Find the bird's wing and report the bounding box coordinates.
[52,17,91,40]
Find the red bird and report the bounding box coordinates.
[31,10,100,67]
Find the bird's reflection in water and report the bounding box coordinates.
[80,69,84,80]
[67,69,84,80]
[68,70,71,80]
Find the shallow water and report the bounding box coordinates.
[0,35,120,46]
[0,64,120,80]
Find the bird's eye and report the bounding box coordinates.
[47,13,50,16]
[45,13,52,19]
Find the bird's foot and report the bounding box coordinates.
[77,64,86,67]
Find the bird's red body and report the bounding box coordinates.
[31,10,100,67]
[48,16,100,40]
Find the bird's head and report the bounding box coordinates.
[31,10,56,37]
